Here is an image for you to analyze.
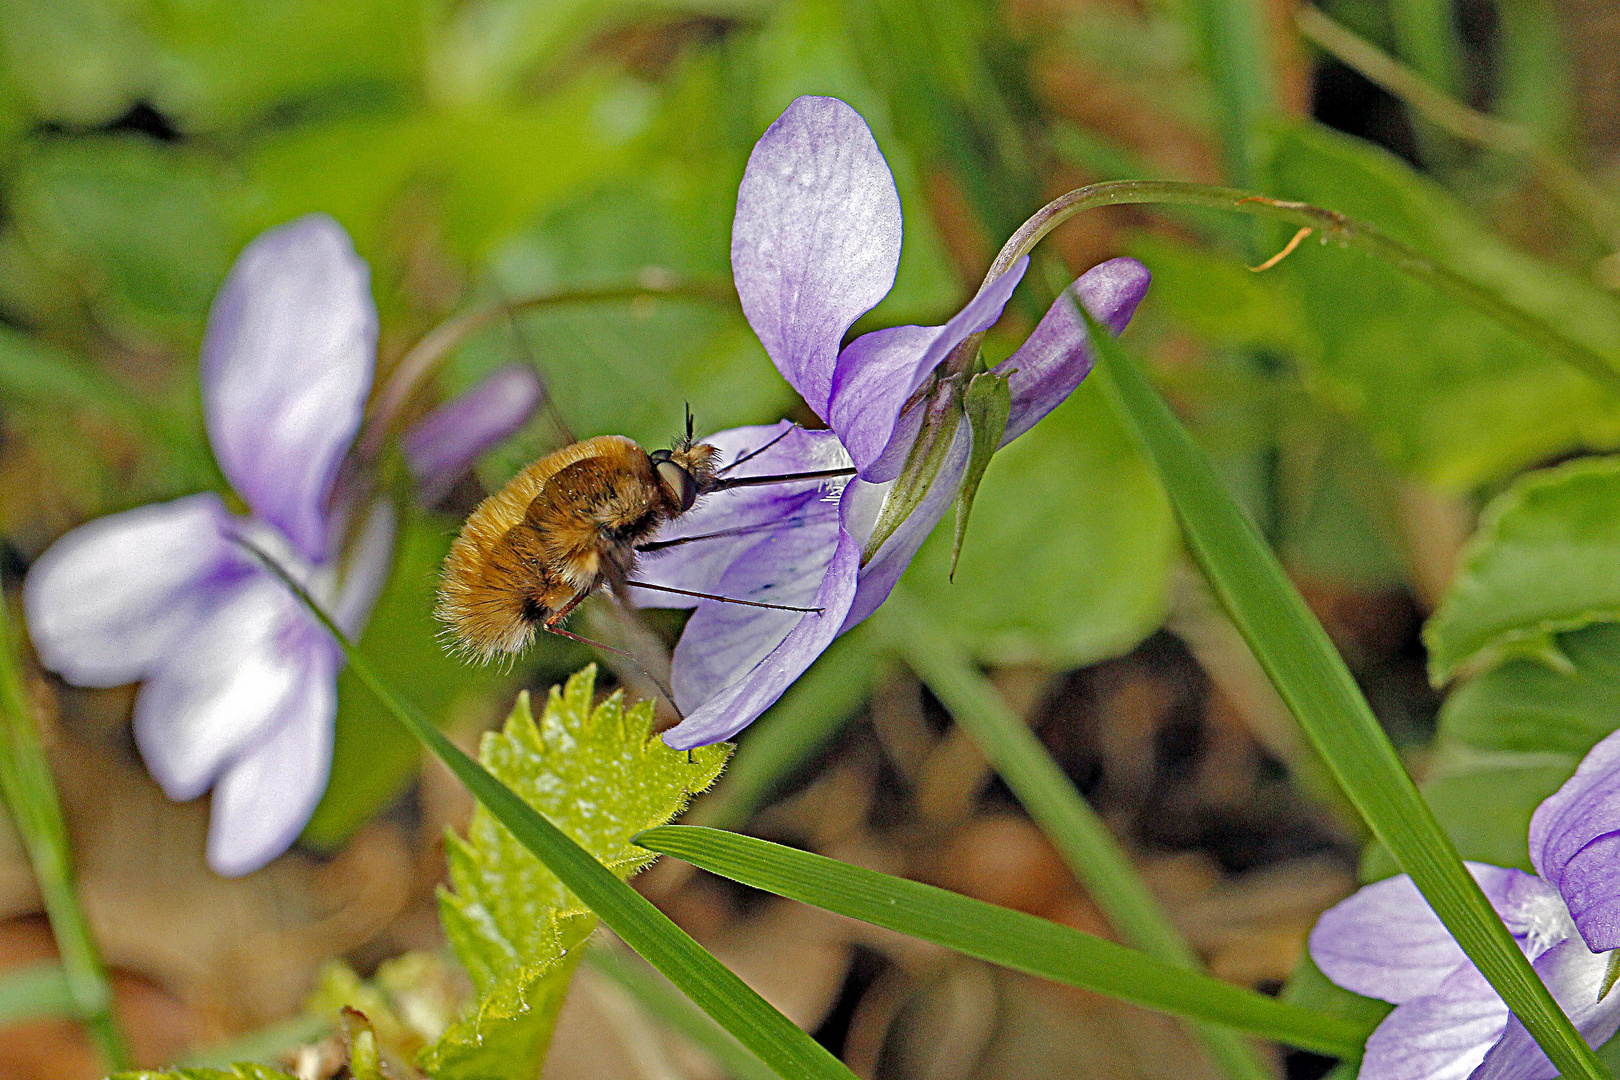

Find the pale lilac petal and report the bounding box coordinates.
[630,424,848,609]
[329,501,396,637]
[202,214,377,561]
[404,363,543,506]
[23,494,236,687]
[662,531,860,750]
[1470,939,1620,1080]
[838,418,972,631]
[994,257,1151,446]
[1360,965,1509,1080]
[131,574,318,802]
[1529,727,1620,951]
[205,640,338,877]
[829,258,1029,481]
[731,96,902,418]
[1309,864,1529,1003]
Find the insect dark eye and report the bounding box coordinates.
[656,461,698,511]
[649,448,673,465]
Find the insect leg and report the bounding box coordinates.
[625,578,822,614]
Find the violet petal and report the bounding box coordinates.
[662,530,860,750]
[1359,965,1509,1080]
[204,638,339,877]
[1469,938,1620,1080]
[829,258,1029,481]
[629,423,848,609]
[23,493,237,688]
[404,363,544,507]
[202,214,377,562]
[1528,727,1620,951]
[731,96,902,419]
[838,417,972,631]
[994,257,1151,446]
[1309,864,1531,1003]
[131,574,316,802]
[329,501,397,637]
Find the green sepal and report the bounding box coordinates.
[425,667,729,1080]
[864,383,965,563]
[1602,951,1620,1002]
[949,369,1013,580]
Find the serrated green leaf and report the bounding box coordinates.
[950,369,1011,580]
[1425,457,1620,682]
[425,667,728,1080]
[111,1067,296,1080]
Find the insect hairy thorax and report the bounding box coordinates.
[435,433,720,661]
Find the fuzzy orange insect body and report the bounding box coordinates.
[436,433,720,660]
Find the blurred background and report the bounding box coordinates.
[0,0,1616,1076]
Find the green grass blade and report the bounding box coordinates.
[1180,0,1273,187]
[1086,307,1609,1079]
[688,630,883,831]
[585,945,780,1080]
[637,825,1369,1058]
[0,604,130,1069]
[245,549,853,1080]
[874,589,1272,1080]
[0,962,75,1026]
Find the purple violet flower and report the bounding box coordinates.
[23,214,538,877]
[1311,726,1620,1079]
[630,95,1151,749]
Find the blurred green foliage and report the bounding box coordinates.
[2,0,1619,912]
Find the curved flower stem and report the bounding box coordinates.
[0,604,129,1070]
[875,589,1274,1080]
[982,180,1620,397]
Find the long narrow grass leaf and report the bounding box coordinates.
[244,547,853,1080]
[637,825,1370,1057]
[585,945,780,1080]
[876,589,1272,1079]
[0,604,129,1068]
[1085,307,1609,1078]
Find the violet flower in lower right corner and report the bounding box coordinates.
[1310,727,1620,1080]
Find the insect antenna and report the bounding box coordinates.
[539,622,686,722]
[635,517,815,555]
[716,425,798,476]
[625,578,822,614]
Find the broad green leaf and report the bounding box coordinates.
[906,374,1176,668]
[1260,121,1620,490]
[636,825,1371,1057]
[1438,622,1620,756]
[425,668,727,1080]
[1127,234,1315,353]
[1089,308,1609,1078]
[0,0,152,125]
[3,134,240,337]
[112,1068,295,1080]
[307,954,464,1065]
[1425,457,1620,682]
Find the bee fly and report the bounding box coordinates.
[435,412,853,664]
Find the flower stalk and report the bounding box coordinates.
[978,179,1620,397]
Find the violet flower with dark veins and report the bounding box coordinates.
[24,214,540,876]
[630,95,1151,749]
[1310,726,1620,1080]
